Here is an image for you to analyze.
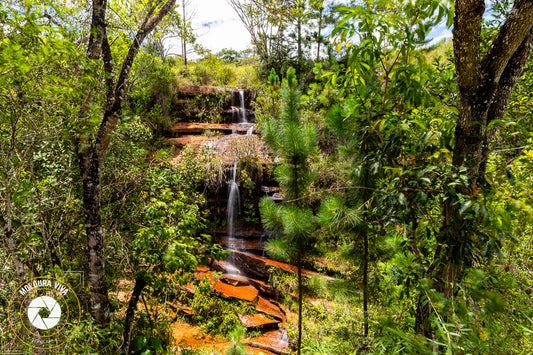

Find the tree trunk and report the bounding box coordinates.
[362,228,369,337]
[121,276,147,353]
[80,150,111,327]
[182,0,187,66]
[414,293,431,337]
[79,0,177,330]
[316,7,323,62]
[414,0,533,337]
[297,253,303,355]
[297,5,302,70]
[1,189,26,284]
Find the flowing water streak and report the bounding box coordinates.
[226,161,242,275]
[239,89,248,123]
[225,90,254,274]
[227,162,240,247]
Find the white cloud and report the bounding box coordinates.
[188,0,252,56]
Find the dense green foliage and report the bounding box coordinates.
[2,0,533,354]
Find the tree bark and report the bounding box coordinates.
[316,6,323,62]
[182,0,187,65]
[80,0,177,329]
[79,150,111,326]
[0,191,26,284]
[297,254,303,355]
[362,227,368,337]
[415,0,533,337]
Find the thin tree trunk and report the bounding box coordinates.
[182,0,187,66]
[1,186,45,354]
[297,253,303,355]
[121,276,147,353]
[316,7,323,62]
[1,190,26,283]
[362,228,369,337]
[414,293,431,337]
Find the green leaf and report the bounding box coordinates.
[133,335,147,351]
[459,200,472,215]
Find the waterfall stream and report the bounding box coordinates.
[239,89,248,123]
[231,89,248,124]
[225,90,255,273]
[227,161,241,250]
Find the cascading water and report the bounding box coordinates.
[230,90,248,124]
[225,90,255,274]
[227,161,241,250]
[239,90,248,123]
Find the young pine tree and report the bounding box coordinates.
[259,68,318,355]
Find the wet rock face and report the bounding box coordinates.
[256,297,285,322]
[213,281,259,302]
[247,330,289,355]
[221,274,250,286]
[238,313,279,330]
[229,250,335,281]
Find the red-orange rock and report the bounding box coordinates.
[230,250,335,281]
[212,260,244,275]
[196,265,210,273]
[168,122,253,133]
[256,297,285,322]
[221,274,250,286]
[180,283,195,297]
[238,313,279,329]
[248,278,278,298]
[213,282,258,302]
[168,302,194,316]
[247,330,289,355]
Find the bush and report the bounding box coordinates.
[190,288,254,336]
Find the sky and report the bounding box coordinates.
[166,0,452,59]
[168,0,252,57]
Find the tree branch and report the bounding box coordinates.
[95,0,177,163]
[87,0,108,59]
[480,0,533,83]
[453,0,484,95]
[479,26,533,174]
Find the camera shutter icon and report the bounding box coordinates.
[27,296,62,330]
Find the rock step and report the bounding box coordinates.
[221,274,251,286]
[217,236,265,253]
[178,85,246,95]
[213,281,259,302]
[256,297,285,322]
[230,250,336,282]
[246,330,289,355]
[168,301,194,316]
[194,270,260,303]
[238,313,279,330]
[164,135,221,148]
[168,122,254,133]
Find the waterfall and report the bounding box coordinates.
[231,91,238,124]
[246,125,254,135]
[230,90,248,124]
[227,161,240,249]
[224,89,254,275]
[239,90,248,123]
